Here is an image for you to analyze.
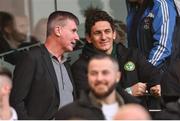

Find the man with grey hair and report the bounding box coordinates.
[10,11,79,119]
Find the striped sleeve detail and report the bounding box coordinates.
[149,0,169,66]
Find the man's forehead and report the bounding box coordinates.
[93,21,111,27]
[88,59,114,69]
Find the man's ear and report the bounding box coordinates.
[85,35,92,43]
[54,25,61,37]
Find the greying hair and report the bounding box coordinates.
[47,11,79,36]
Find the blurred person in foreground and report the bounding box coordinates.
[55,54,139,120]
[0,67,17,120]
[113,103,151,120]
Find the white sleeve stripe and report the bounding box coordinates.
[150,0,169,65]
[150,0,168,65]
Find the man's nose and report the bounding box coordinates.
[75,32,79,41]
[101,32,106,40]
[96,73,103,82]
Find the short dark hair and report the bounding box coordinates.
[0,66,12,79]
[85,10,115,36]
[47,11,79,36]
[88,54,119,71]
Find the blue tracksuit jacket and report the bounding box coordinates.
[127,0,177,67]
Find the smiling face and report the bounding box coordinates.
[59,19,79,52]
[86,21,116,55]
[88,57,120,99]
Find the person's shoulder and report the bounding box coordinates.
[72,58,82,67]
[153,0,166,5]
[116,43,129,55]
[153,0,174,9]
[25,44,46,57]
[117,43,142,59]
[19,45,43,62]
[54,101,80,120]
[116,43,139,54]
[71,54,88,68]
[58,102,78,112]
[152,0,164,12]
[28,44,42,53]
[154,0,174,4]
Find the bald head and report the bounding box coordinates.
[0,67,12,90]
[113,104,151,120]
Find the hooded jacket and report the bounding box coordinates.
[71,43,161,97]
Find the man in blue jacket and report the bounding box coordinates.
[127,0,176,69]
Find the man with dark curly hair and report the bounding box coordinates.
[72,10,161,109]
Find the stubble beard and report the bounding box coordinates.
[90,82,117,99]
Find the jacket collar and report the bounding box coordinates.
[78,91,125,109]
[81,43,118,59]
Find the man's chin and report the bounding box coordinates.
[92,88,111,99]
[93,91,108,99]
[99,48,111,54]
[91,83,117,99]
[67,47,74,52]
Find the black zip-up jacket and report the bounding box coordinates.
[55,89,140,120]
[71,43,161,98]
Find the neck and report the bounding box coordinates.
[45,37,64,59]
[99,91,117,105]
[105,46,113,55]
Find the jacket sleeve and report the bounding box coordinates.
[71,59,89,98]
[136,50,161,87]
[10,52,36,119]
[148,0,176,66]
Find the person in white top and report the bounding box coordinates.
[55,54,139,120]
[0,67,17,120]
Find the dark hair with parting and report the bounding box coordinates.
[85,10,115,36]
